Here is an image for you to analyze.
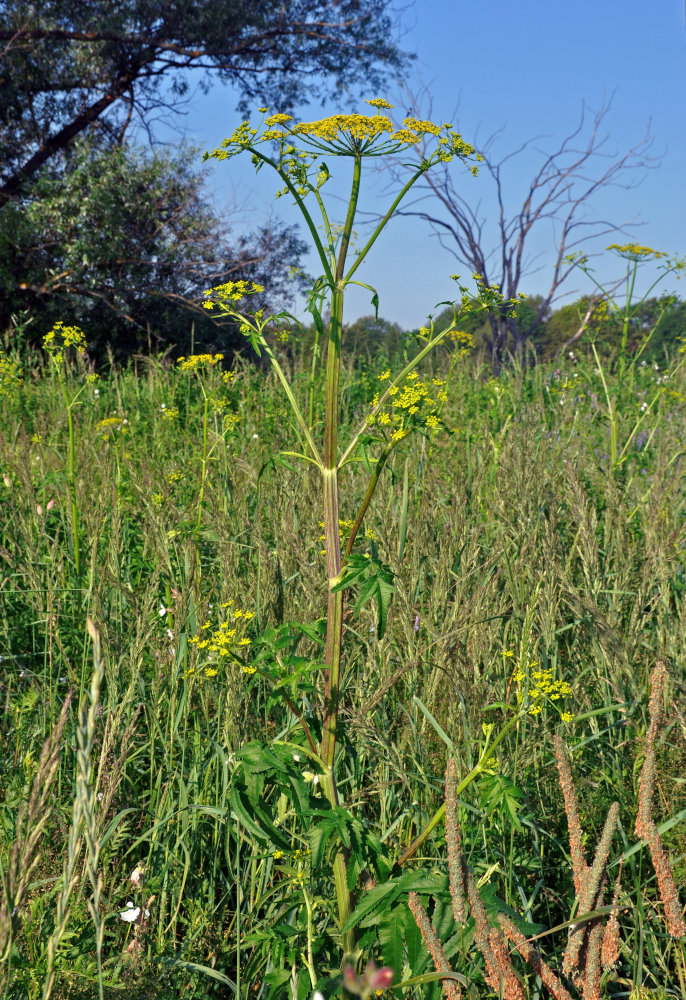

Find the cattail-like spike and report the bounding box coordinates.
[445,758,467,925]
[498,914,574,1000]
[462,864,522,995]
[407,892,462,1000]
[601,862,623,969]
[641,824,685,938]
[552,734,587,897]
[634,661,686,938]
[580,920,603,1000]
[563,802,619,976]
[488,927,526,1000]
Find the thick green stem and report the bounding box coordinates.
[618,260,638,385]
[318,159,362,955]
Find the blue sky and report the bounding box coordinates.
[147,0,686,328]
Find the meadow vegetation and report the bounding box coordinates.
[0,328,685,999]
[0,101,685,1000]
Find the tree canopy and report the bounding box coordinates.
[0,0,412,203]
[0,136,310,361]
[0,0,411,361]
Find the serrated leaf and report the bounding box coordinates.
[379,906,406,979]
[404,903,424,974]
[342,881,402,932]
[308,816,335,869]
[229,786,290,851]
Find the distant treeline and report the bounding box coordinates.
[331,294,686,369]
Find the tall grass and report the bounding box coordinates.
[0,335,684,999]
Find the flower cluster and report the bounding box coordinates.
[318,519,375,554]
[202,282,264,308]
[176,353,224,371]
[96,416,129,439]
[42,321,87,364]
[504,649,573,720]
[546,369,586,407]
[204,100,482,171]
[444,328,475,356]
[189,600,255,675]
[367,369,447,440]
[160,403,179,421]
[607,243,668,261]
[0,351,23,398]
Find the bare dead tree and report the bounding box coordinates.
[386,85,657,372]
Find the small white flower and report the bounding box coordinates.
[312,993,325,1000]
[292,754,301,762]
[303,771,320,786]
[159,604,167,617]
[120,902,140,922]
[166,628,174,640]
[130,865,144,885]
[252,433,259,439]
[93,387,100,396]
[97,791,104,801]
[58,676,67,684]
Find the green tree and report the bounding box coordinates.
[0,0,411,203]
[540,293,686,365]
[0,137,309,362]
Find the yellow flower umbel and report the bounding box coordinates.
[188,600,255,677]
[176,352,224,371]
[201,281,264,310]
[204,99,482,169]
[42,321,87,366]
[96,415,129,440]
[367,368,445,439]
[507,652,574,721]
[606,243,668,262]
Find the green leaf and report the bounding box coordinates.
[379,906,406,980]
[404,903,423,974]
[229,785,290,851]
[342,881,402,932]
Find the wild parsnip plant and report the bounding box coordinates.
[199,100,504,965]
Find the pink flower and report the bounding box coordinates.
[342,960,394,997]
